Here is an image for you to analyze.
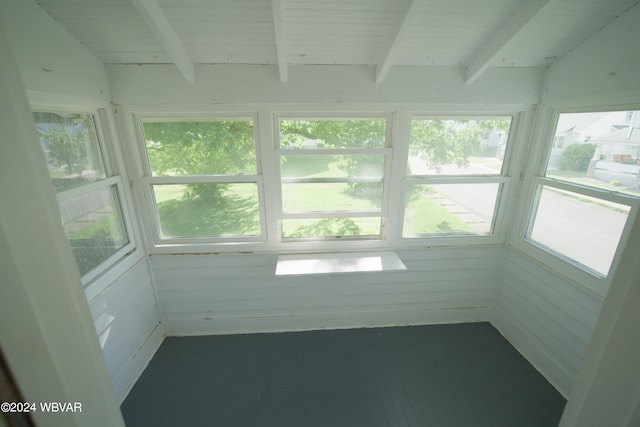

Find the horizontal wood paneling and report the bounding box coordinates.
[151,247,503,335]
[88,259,163,403]
[493,247,604,397]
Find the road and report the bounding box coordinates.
[528,188,628,275]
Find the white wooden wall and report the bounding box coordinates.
[87,259,163,403]
[493,248,603,397]
[152,247,502,335]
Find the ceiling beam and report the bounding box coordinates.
[464,0,551,85]
[376,0,423,84]
[130,0,195,83]
[271,0,288,83]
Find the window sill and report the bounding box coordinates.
[275,251,406,276]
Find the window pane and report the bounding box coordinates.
[33,111,106,192]
[281,154,385,179]
[546,111,640,197]
[59,186,128,275]
[282,218,381,238]
[279,118,386,149]
[153,183,261,238]
[142,120,257,176]
[403,183,500,236]
[528,186,630,276]
[282,182,383,213]
[409,117,511,175]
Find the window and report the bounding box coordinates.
[140,118,263,241]
[276,117,390,240]
[133,110,522,251]
[33,111,133,282]
[526,110,640,277]
[402,117,513,237]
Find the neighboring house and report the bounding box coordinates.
[480,128,508,159]
[548,111,634,169]
[588,124,640,189]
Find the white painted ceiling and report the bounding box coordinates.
[36,0,638,83]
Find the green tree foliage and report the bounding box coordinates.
[35,113,98,176]
[410,119,510,172]
[280,119,386,149]
[143,121,256,200]
[45,127,89,174]
[560,143,596,172]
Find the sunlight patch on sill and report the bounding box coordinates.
[275,251,406,276]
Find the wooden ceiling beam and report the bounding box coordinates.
[464,0,552,85]
[131,0,195,83]
[271,0,288,83]
[376,0,423,84]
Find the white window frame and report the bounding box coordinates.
[513,104,640,296]
[398,113,522,245]
[273,113,393,242]
[121,104,530,254]
[29,94,138,290]
[134,114,267,246]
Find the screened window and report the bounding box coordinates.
[277,117,389,239]
[526,110,640,276]
[33,111,131,280]
[402,117,512,237]
[34,112,106,190]
[141,119,263,240]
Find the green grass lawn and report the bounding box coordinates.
[403,192,472,236]
[154,184,261,238]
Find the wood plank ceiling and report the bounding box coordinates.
[36,0,638,83]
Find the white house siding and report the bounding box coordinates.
[151,247,503,336]
[493,248,604,397]
[87,259,163,403]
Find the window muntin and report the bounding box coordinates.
[408,117,512,176]
[527,109,640,278]
[140,117,263,242]
[33,110,132,281]
[276,117,389,240]
[527,185,631,276]
[33,111,106,191]
[403,183,501,236]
